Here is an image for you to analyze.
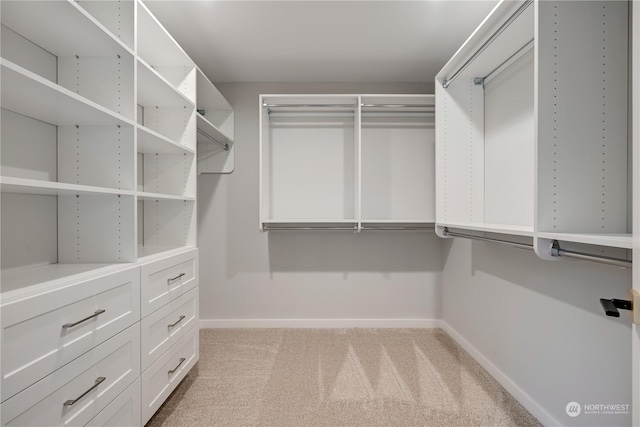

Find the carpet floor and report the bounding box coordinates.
[146,329,541,427]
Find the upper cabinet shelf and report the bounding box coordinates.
[435,0,631,259]
[1,0,133,58]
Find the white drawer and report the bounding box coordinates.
[141,286,199,371]
[1,266,140,402]
[1,323,140,427]
[86,378,140,427]
[141,325,199,424]
[140,248,198,317]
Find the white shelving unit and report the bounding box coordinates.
[0,1,233,424]
[259,94,435,232]
[197,68,235,174]
[435,0,631,261]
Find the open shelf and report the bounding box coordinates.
[136,245,196,262]
[138,60,195,108]
[137,126,195,155]
[0,177,134,197]
[0,263,131,299]
[137,192,195,202]
[1,59,133,127]
[1,0,133,59]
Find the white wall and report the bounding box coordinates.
[198,82,442,327]
[442,238,632,426]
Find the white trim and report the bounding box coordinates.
[200,318,443,329]
[440,321,559,426]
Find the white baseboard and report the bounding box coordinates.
[200,318,444,329]
[440,321,558,427]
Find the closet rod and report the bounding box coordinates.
[482,39,534,85]
[360,104,434,109]
[442,0,533,89]
[361,226,435,231]
[442,228,534,251]
[263,103,357,108]
[263,226,357,231]
[551,241,632,269]
[197,129,229,151]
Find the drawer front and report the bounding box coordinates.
[142,325,199,424]
[1,323,140,427]
[141,286,199,371]
[86,378,140,427]
[140,249,198,317]
[1,266,140,402]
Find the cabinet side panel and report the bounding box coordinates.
[484,50,534,227]
[537,1,628,233]
[435,80,484,224]
[1,193,58,270]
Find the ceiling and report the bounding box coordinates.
[144,0,498,84]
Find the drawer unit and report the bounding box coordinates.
[141,286,199,371]
[86,378,141,427]
[1,323,140,427]
[141,324,199,424]
[140,248,198,317]
[1,266,140,402]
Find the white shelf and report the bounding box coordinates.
[197,114,233,145]
[0,263,131,299]
[1,177,134,197]
[537,232,633,249]
[137,1,194,68]
[137,192,195,202]
[136,245,195,262]
[137,60,195,108]
[1,0,133,58]
[137,126,195,155]
[438,222,535,237]
[1,59,133,127]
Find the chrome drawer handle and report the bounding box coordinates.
[62,309,106,329]
[168,315,186,328]
[168,357,186,374]
[63,376,106,406]
[167,273,185,284]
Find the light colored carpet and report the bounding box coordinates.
[146,329,541,427]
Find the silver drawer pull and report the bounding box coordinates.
[168,315,186,328]
[168,357,186,374]
[62,309,106,329]
[167,273,185,284]
[63,377,106,406]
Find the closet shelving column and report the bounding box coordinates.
[435,0,630,261]
[197,68,235,174]
[259,95,360,231]
[0,0,137,292]
[360,94,435,231]
[135,1,197,259]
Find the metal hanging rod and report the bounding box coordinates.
[481,39,534,86]
[550,241,632,269]
[197,129,229,151]
[263,103,357,108]
[361,226,435,231]
[263,226,357,231]
[360,104,434,109]
[442,228,534,251]
[442,0,533,89]
[443,228,632,268]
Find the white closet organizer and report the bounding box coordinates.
[259,94,434,232]
[435,0,631,264]
[197,68,235,174]
[0,1,232,425]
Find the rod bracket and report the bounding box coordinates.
[599,298,632,318]
[473,77,485,86]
